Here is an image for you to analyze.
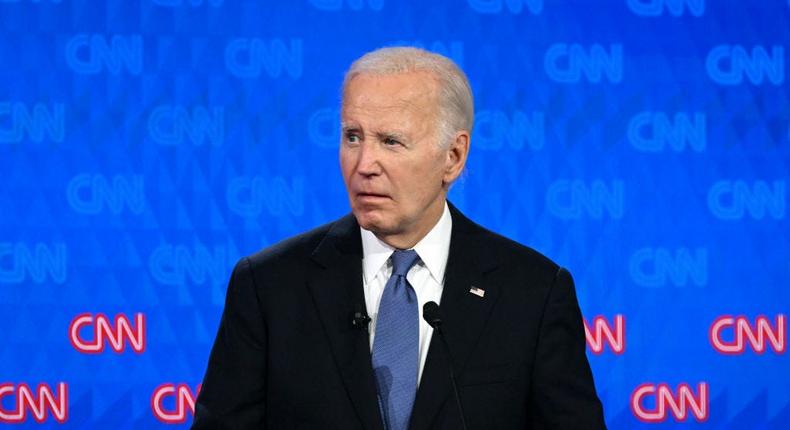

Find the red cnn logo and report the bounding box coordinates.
[710,314,786,354]
[584,315,625,354]
[0,383,68,424]
[151,383,201,424]
[69,312,146,354]
[631,382,708,423]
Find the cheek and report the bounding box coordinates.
[412,156,446,188]
[399,165,441,207]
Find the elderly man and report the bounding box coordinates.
[193,47,606,429]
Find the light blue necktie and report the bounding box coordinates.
[372,249,421,430]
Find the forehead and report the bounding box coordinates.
[341,71,439,119]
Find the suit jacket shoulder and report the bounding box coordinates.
[448,204,562,289]
[246,216,341,267]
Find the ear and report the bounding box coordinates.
[442,130,470,186]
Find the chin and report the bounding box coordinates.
[354,211,395,234]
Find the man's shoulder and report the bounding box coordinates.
[474,222,557,268]
[244,214,354,268]
[451,206,559,270]
[453,207,561,281]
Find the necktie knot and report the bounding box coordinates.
[391,249,420,278]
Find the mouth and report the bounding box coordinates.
[355,192,390,201]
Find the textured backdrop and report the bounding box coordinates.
[1,0,788,428]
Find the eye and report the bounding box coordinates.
[383,137,401,146]
[345,133,361,144]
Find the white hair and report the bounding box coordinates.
[342,46,474,148]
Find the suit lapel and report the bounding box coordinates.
[409,203,500,430]
[308,215,385,430]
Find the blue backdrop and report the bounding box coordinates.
[1,0,788,428]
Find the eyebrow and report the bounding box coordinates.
[340,123,408,142]
[341,122,360,133]
[375,130,407,142]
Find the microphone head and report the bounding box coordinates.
[352,310,370,330]
[422,301,442,328]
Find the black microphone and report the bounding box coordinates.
[423,301,468,430]
[352,308,371,332]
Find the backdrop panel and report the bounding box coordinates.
[1,0,788,428]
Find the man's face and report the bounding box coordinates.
[340,71,452,246]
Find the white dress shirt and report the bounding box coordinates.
[360,201,452,386]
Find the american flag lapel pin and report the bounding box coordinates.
[469,286,485,298]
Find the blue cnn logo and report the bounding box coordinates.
[706,45,784,85]
[544,44,623,83]
[225,38,302,79]
[309,0,383,11]
[627,0,704,16]
[630,247,708,287]
[66,174,145,215]
[474,110,544,151]
[65,34,143,75]
[147,105,224,146]
[0,243,67,284]
[708,180,785,220]
[308,108,339,149]
[226,176,305,217]
[467,0,542,14]
[546,180,624,219]
[0,102,64,143]
[149,244,231,285]
[628,112,706,152]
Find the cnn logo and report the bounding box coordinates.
[68,312,146,354]
[710,314,786,354]
[631,382,708,423]
[0,383,68,424]
[151,383,201,423]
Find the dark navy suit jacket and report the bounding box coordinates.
[192,203,606,429]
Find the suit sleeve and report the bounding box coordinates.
[192,257,267,429]
[528,267,607,429]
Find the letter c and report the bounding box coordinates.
[706,45,740,85]
[69,313,100,353]
[152,385,182,422]
[631,384,664,422]
[0,383,22,422]
[709,316,739,353]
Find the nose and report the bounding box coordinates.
[355,141,382,177]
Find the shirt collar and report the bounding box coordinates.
[361,201,452,285]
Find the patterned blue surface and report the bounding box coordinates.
[1,0,788,428]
